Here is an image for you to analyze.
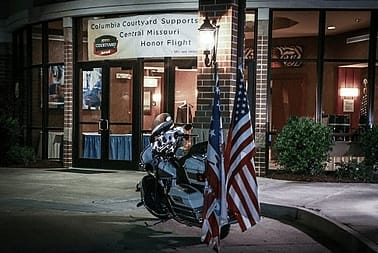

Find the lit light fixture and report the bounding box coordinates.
[339,87,359,97]
[327,25,336,30]
[152,93,161,106]
[198,15,219,67]
[144,77,159,87]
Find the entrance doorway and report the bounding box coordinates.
[74,59,196,169]
[76,61,146,169]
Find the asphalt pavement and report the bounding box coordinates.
[0,167,376,253]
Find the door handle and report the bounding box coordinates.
[98,119,109,133]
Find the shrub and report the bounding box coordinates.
[359,126,378,166]
[273,117,333,175]
[335,160,376,182]
[0,113,35,166]
[0,114,20,159]
[6,145,36,165]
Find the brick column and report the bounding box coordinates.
[196,2,268,175]
[254,8,270,176]
[194,0,239,141]
[63,17,73,168]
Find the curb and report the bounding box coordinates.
[261,202,378,253]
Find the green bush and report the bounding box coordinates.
[0,113,35,166]
[335,160,376,182]
[335,126,378,182]
[273,117,333,175]
[0,114,20,159]
[6,145,36,165]
[359,126,378,166]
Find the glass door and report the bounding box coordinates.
[108,66,134,161]
[76,62,140,169]
[78,66,103,162]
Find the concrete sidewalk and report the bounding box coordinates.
[0,167,377,252]
[258,177,378,253]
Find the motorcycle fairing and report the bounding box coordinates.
[183,155,206,186]
[169,183,204,225]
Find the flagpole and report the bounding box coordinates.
[214,59,224,253]
[199,12,227,253]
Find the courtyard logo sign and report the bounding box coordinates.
[94,35,118,56]
[88,13,198,60]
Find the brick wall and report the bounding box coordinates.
[194,0,239,138]
[195,1,268,175]
[254,20,269,175]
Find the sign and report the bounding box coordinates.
[274,45,303,68]
[88,13,199,60]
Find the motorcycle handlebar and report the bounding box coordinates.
[150,128,199,143]
[175,132,198,139]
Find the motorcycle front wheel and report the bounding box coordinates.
[141,175,170,220]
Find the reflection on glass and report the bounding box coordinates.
[48,65,64,109]
[245,11,255,56]
[143,62,164,131]
[82,68,102,110]
[174,68,197,125]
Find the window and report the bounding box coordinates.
[322,11,370,139]
[48,20,64,63]
[32,24,42,65]
[270,11,319,134]
[324,11,370,60]
[19,20,65,160]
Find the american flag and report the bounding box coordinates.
[224,66,260,232]
[201,63,227,251]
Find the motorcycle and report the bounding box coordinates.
[136,113,231,238]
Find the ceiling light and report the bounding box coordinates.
[327,25,336,30]
[340,87,359,97]
[144,77,159,87]
[346,34,369,44]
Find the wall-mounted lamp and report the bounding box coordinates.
[198,15,219,67]
[339,87,359,97]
